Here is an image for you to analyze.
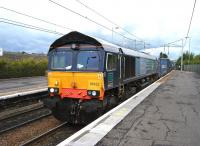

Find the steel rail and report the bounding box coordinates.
[0,102,44,121]
[0,112,51,134]
[20,122,68,146]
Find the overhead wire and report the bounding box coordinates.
[0,4,147,50]
[0,6,138,49]
[75,0,143,41]
[0,18,64,35]
[49,0,145,49]
[0,7,74,31]
[166,39,184,46]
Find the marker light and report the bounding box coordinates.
[88,91,91,95]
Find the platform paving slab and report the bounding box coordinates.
[97,71,200,146]
[0,76,47,97]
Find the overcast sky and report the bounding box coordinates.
[0,0,199,59]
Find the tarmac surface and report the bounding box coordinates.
[97,71,200,146]
[0,76,47,97]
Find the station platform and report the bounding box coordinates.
[0,76,47,100]
[59,71,200,146]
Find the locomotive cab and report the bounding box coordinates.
[48,44,105,100]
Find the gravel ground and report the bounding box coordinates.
[0,107,50,133]
[97,71,200,146]
[0,115,61,146]
[0,100,41,113]
[29,125,83,146]
[0,92,48,114]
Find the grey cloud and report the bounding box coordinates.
[0,23,59,53]
[0,23,199,58]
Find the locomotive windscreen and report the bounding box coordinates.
[48,46,101,71]
[49,50,73,70]
[77,51,100,71]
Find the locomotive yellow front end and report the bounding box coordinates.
[48,72,104,100]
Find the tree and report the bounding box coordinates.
[176,51,199,66]
[159,52,168,58]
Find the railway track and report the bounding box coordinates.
[0,113,81,146]
[0,98,81,146]
[0,103,51,134]
[20,122,68,146]
[0,102,43,120]
[20,122,83,146]
[0,91,48,112]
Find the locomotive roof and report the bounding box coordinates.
[49,31,157,60]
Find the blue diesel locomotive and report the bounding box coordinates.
[159,58,174,76]
[44,31,171,123]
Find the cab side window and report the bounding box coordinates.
[106,53,117,71]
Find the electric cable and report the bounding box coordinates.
[49,0,146,49]
[0,6,74,31]
[0,18,63,35]
[75,0,143,41]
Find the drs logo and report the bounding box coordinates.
[107,72,113,88]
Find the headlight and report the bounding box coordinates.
[48,87,59,94]
[50,88,54,93]
[92,91,96,96]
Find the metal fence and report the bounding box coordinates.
[183,64,200,73]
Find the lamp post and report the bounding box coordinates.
[145,43,150,49]
[181,39,184,71]
[186,37,191,64]
[184,36,191,65]
[163,44,165,53]
[112,27,113,42]
[123,36,126,47]
[112,27,119,43]
[134,40,136,49]
[168,45,169,55]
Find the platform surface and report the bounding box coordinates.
[0,76,47,97]
[97,71,200,146]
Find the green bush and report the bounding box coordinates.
[176,51,200,66]
[0,55,48,79]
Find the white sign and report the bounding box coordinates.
[0,48,3,56]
